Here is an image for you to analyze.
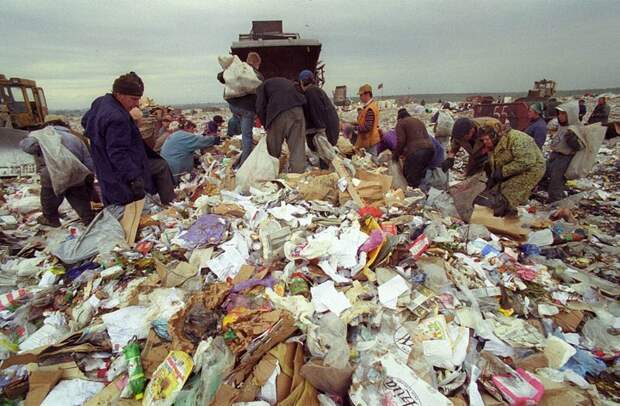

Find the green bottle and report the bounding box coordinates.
[123,339,146,400]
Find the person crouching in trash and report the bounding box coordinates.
[477,125,545,217]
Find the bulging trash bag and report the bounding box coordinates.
[218,54,262,100]
[235,137,279,193]
[30,127,91,195]
[565,124,606,180]
[435,110,455,139]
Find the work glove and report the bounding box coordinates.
[84,174,95,186]
[440,157,455,172]
[129,178,145,200]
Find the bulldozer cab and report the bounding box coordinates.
[0,74,48,130]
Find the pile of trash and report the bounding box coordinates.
[0,103,619,406]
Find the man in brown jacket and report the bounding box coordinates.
[392,108,435,187]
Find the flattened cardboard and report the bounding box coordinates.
[470,205,529,239]
[24,368,63,406]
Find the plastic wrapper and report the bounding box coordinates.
[195,336,234,404]
[307,312,350,369]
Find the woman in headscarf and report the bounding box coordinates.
[479,125,546,216]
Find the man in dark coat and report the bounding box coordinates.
[587,96,610,125]
[255,77,306,173]
[82,72,175,206]
[297,70,340,168]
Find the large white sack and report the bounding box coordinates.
[218,55,262,100]
[565,123,606,180]
[235,137,279,192]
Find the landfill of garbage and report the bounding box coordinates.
[0,95,619,406]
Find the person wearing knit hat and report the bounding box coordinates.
[355,84,381,155]
[81,72,176,206]
[297,69,339,169]
[441,116,502,176]
[525,102,547,150]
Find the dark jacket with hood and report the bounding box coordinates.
[81,93,155,206]
[587,102,610,125]
[255,78,306,129]
[301,84,340,145]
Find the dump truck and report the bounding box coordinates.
[1,74,48,130]
[230,20,325,87]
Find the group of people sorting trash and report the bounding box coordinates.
[19,51,619,228]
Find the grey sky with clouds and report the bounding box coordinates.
[2,0,619,109]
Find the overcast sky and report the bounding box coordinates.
[3,0,619,109]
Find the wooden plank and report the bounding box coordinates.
[120,198,145,246]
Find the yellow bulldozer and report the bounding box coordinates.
[0,74,48,176]
[0,74,48,129]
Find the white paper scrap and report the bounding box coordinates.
[378,275,409,309]
[311,281,351,316]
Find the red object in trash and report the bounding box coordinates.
[255,117,262,128]
[381,224,397,236]
[407,233,430,260]
[358,206,383,219]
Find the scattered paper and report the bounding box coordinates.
[311,281,351,316]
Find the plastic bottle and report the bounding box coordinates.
[123,339,146,400]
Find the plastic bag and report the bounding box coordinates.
[236,137,279,192]
[565,123,606,180]
[196,336,235,405]
[388,160,408,191]
[218,55,262,100]
[50,207,125,264]
[307,312,350,369]
[421,168,448,191]
[30,127,91,195]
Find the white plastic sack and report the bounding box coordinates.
[565,124,606,180]
[388,160,408,191]
[218,54,262,100]
[235,137,279,192]
[30,127,91,195]
[435,110,454,139]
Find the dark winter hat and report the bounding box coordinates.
[213,115,224,124]
[452,117,475,140]
[397,108,410,120]
[112,72,144,96]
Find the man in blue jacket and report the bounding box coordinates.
[82,72,175,206]
[525,102,547,150]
